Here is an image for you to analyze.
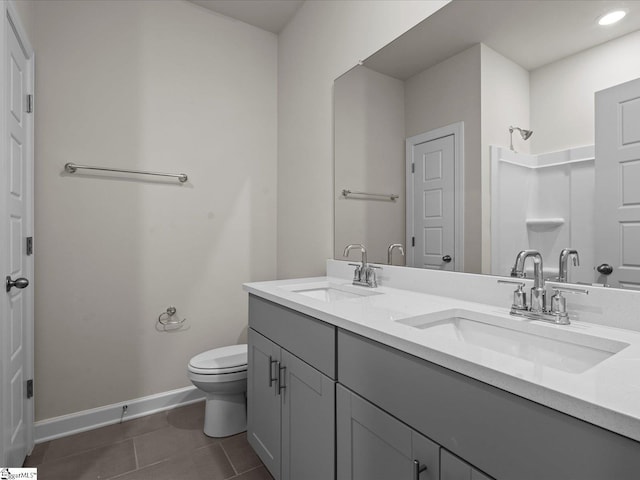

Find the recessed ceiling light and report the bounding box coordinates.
[598,10,627,26]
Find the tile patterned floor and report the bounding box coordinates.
[24,402,273,480]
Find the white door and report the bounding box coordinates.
[1,6,34,467]
[595,78,640,289]
[409,134,456,270]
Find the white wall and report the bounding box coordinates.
[277,0,450,279]
[11,0,35,39]
[480,44,530,273]
[405,44,482,273]
[334,66,405,265]
[531,30,640,154]
[32,0,277,421]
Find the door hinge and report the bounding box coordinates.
[26,94,33,113]
[412,236,415,247]
[411,162,415,173]
[26,236,33,256]
[26,379,33,399]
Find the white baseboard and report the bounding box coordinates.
[35,386,205,443]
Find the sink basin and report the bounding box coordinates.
[398,309,628,374]
[280,281,382,302]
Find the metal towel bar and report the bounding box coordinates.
[64,162,188,183]
[342,189,398,201]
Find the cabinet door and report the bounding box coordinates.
[248,329,281,479]
[337,385,439,480]
[281,350,335,480]
[441,449,493,480]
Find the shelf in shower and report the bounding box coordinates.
[525,217,565,229]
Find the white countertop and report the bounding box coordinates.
[244,275,640,443]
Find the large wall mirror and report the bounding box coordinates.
[334,0,640,290]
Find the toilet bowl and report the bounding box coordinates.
[187,344,248,437]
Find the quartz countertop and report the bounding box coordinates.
[244,276,640,443]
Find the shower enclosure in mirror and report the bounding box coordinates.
[333,0,640,290]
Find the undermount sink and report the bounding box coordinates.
[280,281,382,302]
[398,309,628,374]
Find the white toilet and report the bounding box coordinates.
[187,344,248,437]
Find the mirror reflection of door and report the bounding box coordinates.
[410,135,455,270]
[595,77,640,289]
[406,123,463,271]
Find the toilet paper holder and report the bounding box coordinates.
[158,306,186,327]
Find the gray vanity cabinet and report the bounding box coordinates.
[440,450,492,480]
[247,328,281,477]
[248,293,640,480]
[248,295,336,480]
[280,349,335,480]
[338,328,640,480]
[337,385,439,480]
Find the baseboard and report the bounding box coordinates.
[34,386,205,443]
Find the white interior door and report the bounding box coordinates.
[595,77,640,289]
[410,135,455,270]
[1,5,34,467]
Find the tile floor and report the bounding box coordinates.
[24,401,273,480]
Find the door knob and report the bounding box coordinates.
[596,264,613,275]
[6,276,29,292]
[442,255,452,263]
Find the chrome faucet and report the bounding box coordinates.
[387,243,405,265]
[511,250,546,313]
[500,250,588,324]
[558,248,579,283]
[343,244,380,287]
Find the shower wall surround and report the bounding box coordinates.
[491,145,595,282]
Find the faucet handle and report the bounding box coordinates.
[549,286,588,321]
[550,285,589,296]
[347,263,362,283]
[497,279,527,310]
[364,265,381,287]
[550,284,588,305]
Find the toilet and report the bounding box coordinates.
[187,344,248,437]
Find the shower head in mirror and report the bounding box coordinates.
[509,126,533,151]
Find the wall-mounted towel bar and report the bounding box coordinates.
[342,189,398,201]
[64,162,188,183]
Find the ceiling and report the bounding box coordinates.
[365,0,640,79]
[188,0,304,34]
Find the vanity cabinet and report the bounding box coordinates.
[337,384,492,480]
[247,293,640,480]
[338,328,640,480]
[440,450,492,480]
[248,295,336,480]
[337,385,439,480]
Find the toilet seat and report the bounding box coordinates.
[186,344,248,437]
[188,344,247,375]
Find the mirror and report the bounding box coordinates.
[334,0,640,289]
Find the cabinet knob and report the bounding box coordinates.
[413,459,427,479]
[442,255,452,263]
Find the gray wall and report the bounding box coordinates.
[29,0,278,421]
